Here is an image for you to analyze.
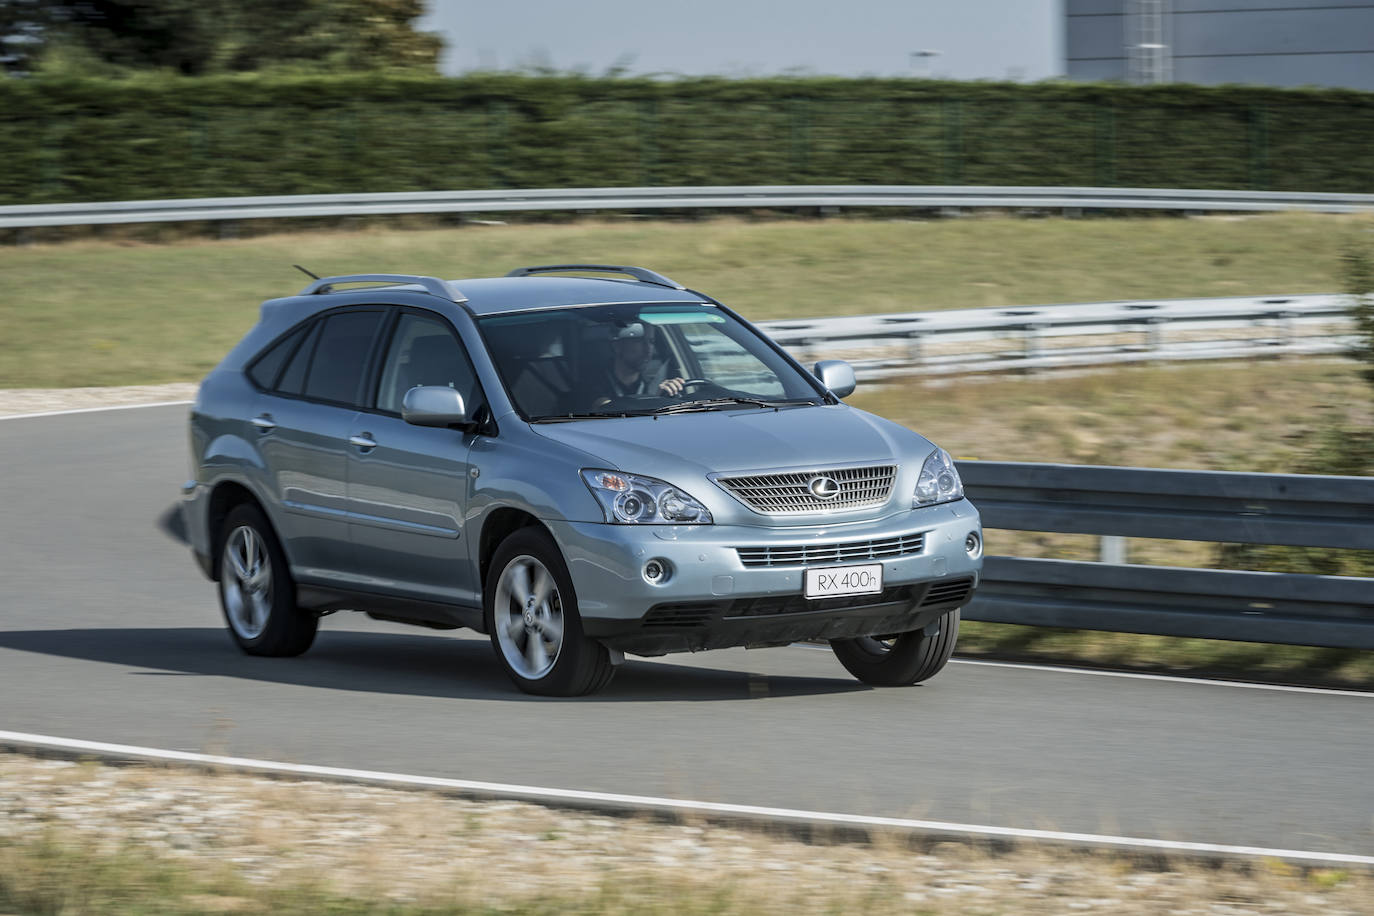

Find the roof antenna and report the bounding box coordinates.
[293,264,320,280]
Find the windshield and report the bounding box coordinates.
[478,303,826,421]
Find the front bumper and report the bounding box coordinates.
[549,499,982,656]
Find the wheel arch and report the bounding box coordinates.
[478,507,553,591]
[206,481,275,581]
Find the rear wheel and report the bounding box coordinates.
[485,528,615,697]
[217,504,317,657]
[831,609,960,687]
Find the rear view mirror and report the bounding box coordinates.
[813,360,856,399]
[402,386,470,428]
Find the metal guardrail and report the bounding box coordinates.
[959,462,1374,649]
[3,184,1374,229]
[758,293,1355,377]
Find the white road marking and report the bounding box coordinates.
[1,728,1369,867]
[789,644,1374,698]
[0,400,193,421]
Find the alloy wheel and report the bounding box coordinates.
[222,525,273,640]
[493,555,565,680]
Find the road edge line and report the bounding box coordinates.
[1,728,1369,869]
[0,400,194,421]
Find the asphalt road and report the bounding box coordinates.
[2,404,1371,856]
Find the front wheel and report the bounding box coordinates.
[485,528,615,697]
[217,504,317,657]
[830,609,960,687]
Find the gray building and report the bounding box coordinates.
[1067,0,1374,90]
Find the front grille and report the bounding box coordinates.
[920,577,975,608]
[726,586,916,618]
[715,464,896,515]
[736,531,925,568]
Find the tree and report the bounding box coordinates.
[3,0,442,76]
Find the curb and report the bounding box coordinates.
[2,729,1370,870]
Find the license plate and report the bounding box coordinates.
[804,563,883,599]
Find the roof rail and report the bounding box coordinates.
[505,264,685,290]
[299,274,467,303]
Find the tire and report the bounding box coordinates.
[831,609,960,687]
[217,503,317,657]
[485,527,615,697]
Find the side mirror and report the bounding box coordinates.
[813,360,856,399]
[402,386,470,428]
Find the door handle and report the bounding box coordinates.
[349,433,377,449]
[251,414,276,432]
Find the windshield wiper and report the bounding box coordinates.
[531,410,652,423]
[652,396,815,415]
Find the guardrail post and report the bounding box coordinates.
[1278,310,1297,354]
[1099,535,1127,564]
[906,331,925,369]
[1146,316,1166,353]
[1023,322,1044,367]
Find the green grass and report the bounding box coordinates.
[2,211,1371,388]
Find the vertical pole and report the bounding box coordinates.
[1095,103,1115,186]
[789,96,810,182]
[943,98,962,185]
[1249,103,1269,190]
[487,99,507,189]
[1099,536,1127,565]
[191,107,209,194]
[40,123,62,200]
[341,103,361,187]
[638,97,658,187]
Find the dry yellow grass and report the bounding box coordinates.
[3,753,1371,915]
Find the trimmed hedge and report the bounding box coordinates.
[2,74,1373,204]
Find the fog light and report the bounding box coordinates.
[643,558,671,584]
[964,531,982,559]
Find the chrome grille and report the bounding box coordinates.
[736,531,926,568]
[716,464,897,515]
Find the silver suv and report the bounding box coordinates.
[182,265,982,696]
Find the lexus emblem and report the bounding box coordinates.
[808,475,841,500]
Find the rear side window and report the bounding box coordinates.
[302,311,385,406]
[246,325,307,390]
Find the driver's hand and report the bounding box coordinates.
[658,377,686,397]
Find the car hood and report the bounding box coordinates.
[527,404,930,478]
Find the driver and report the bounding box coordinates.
[605,322,686,397]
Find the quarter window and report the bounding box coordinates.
[276,321,322,396]
[247,325,307,390]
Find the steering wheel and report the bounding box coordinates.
[679,378,722,394]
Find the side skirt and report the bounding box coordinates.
[296,585,486,632]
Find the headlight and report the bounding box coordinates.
[581,470,714,524]
[913,448,963,507]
